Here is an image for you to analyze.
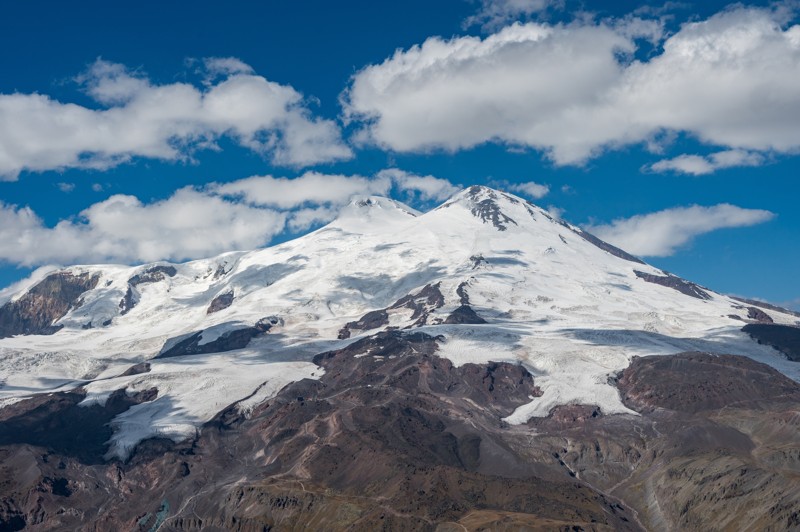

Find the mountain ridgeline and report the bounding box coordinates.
[1,186,799,531]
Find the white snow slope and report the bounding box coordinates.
[1,187,797,458]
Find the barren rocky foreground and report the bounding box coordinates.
[1,331,799,531]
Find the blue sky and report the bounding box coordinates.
[0,0,798,309]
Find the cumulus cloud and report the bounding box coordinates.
[0,169,461,267]
[507,180,550,199]
[0,58,351,180]
[344,6,800,171]
[0,189,287,266]
[465,0,561,30]
[586,204,776,257]
[647,149,766,175]
[376,168,460,202]
[212,168,461,208]
[210,172,391,209]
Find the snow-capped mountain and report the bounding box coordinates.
[0,185,797,460]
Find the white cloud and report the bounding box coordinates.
[507,180,550,199]
[0,189,287,266]
[546,205,564,219]
[212,168,461,208]
[210,172,392,209]
[376,168,460,201]
[344,6,800,171]
[57,182,76,193]
[202,57,254,82]
[0,59,351,180]
[586,204,776,257]
[287,206,341,232]
[0,169,461,267]
[465,0,561,30]
[648,149,766,175]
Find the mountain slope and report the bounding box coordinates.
[0,186,798,461]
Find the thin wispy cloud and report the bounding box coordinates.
[464,0,563,30]
[647,149,766,175]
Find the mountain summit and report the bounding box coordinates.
[1,186,799,529]
[0,185,797,454]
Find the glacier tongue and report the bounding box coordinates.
[0,185,798,458]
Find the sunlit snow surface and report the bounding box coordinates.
[1,189,797,458]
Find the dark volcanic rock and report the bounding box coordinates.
[127,265,177,287]
[0,387,157,464]
[207,291,234,314]
[742,323,800,361]
[337,309,389,339]
[157,327,263,358]
[456,281,470,305]
[634,270,711,300]
[444,304,487,324]
[466,186,518,231]
[747,306,774,323]
[617,352,800,413]
[118,285,137,315]
[0,271,100,338]
[392,282,445,323]
[5,344,800,530]
[731,296,800,318]
[119,266,177,316]
[338,283,446,339]
[117,362,151,377]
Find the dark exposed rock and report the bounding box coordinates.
[747,306,774,323]
[157,327,264,359]
[742,323,800,361]
[337,309,388,339]
[466,186,518,231]
[731,296,800,318]
[469,254,487,269]
[456,281,470,305]
[255,316,283,333]
[618,352,800,413]
[444,304,487,324]
[206,291,234,314]
[0,513,26,531]
[392,282,445,323]
[0,387,157,464]
[5,345,800,530]
[118,362,151,377]
[127,265,177,287]
[539,404,602,426]
[212,262,230,280]
[0,272,100,338]
[119,266,177,316]
[338,283,446,338]
[118,285,137,315]
[634,270,711,300]
[157,316,283,358]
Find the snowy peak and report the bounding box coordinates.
[3,183,800,463]
[328,195,419,233]
[436,185,552,232]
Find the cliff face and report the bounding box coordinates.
[0,272,100,338]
